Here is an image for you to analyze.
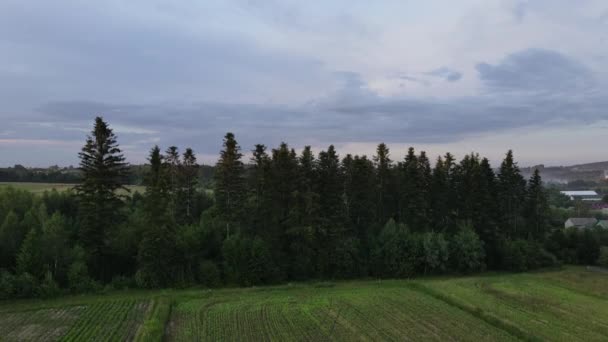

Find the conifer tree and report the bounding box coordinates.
[497,150,527,239]
[76,117,129,280]
[181,148,198,222]
[524,169,549,240]
[430,157,450,230]
[374,143,395,225]
[249,144,271,236]
[214,133,246,236]
[137,146,177,288]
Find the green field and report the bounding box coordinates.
[0,267,607,341]
[0,182,146,195]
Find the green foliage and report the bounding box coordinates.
[450,225,485,273]
[76,117,130,281]
[371,219,416,278]
[420,231,449,274]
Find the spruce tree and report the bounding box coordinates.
[249,144,271,236]
[524,169,549,240]
[497,150,527,239]
[137,146,177,288]
[214,133,246,236]
[373,143,395,225]
[181,148,198,222]
[76,117,129,280]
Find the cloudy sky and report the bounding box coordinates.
[1,0,607,167]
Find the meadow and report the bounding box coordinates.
[0,266,607,341]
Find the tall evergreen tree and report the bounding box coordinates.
[249,144,271,236]
[76,117,129,280]
[430,157,450,230]
[137,146,177,288]
[214,133,246,236]
[497,150,527,239]
[164,146,181,218]
[181,148,198,222]
[524,169,549,240]
[374,143,396,226]
[398,148,426,230]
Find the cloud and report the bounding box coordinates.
[1,2,608,166]
[425,67,463,82]
[475,49,595,93]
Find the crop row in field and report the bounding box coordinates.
[420,270,608,341]
[0,299,151,342]
[166,284,514,341]
[1,267,607,341]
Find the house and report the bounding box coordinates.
[597,220,608,229]
[565,218,597,229]
[560,190,602,202]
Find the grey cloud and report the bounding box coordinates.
[476,49,595,93]
[425,67,463,82]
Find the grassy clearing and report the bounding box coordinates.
[0,182,146,195]
[0,267,607,341]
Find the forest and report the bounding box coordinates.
[1,117,608,298]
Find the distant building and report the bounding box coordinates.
[560,190,602,201]
[597,220,608,229]
[565,218,597,229]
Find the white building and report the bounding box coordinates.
[560,190,602,201]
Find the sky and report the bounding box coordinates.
[1,0,607,167]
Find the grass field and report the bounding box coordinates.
[0,267,607,341]
[0,182,146,195]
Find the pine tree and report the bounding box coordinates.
[417,151,432,229]
[399,147,425,230]
[76,116,129,280]
[524,169,549,240]
[164,146,181,219]
[137,146,177,288]
[373,143,395,225]
[497,150,527,239]
[214,133,246,237]
[181,148,199,223]
[430,157,450,230]
[249,144,271,236]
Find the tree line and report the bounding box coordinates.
[1,117,608,298]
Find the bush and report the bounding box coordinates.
[198,260,221,288]
[597,246,608,268]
